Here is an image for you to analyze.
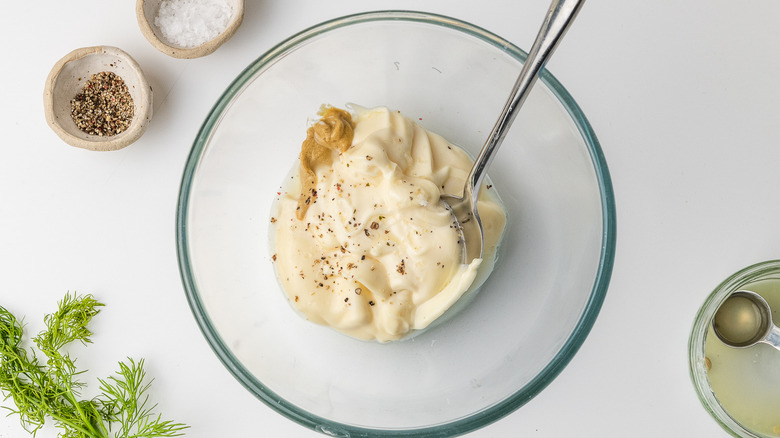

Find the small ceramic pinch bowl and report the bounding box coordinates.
[43,46,153,151]
[136,0,244,59]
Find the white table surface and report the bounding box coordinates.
[2,1,780,437]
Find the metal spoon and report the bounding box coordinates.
[712,290,780,351]
[442,0,586,264]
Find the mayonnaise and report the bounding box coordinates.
[271,105,506,342]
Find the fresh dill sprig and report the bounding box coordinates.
[0,292,188,438]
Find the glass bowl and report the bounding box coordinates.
[177,10,615,437]
[689,260,780,438]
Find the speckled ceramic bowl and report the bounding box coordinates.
[43,46,153,151]
[136,0,244,59]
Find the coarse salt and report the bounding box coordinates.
[154,0,233,49]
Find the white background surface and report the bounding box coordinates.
[1,0,779,437]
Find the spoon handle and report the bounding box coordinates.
[465,0,586,201]
[765,324,780,352]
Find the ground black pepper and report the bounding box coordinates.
[70,71,134,136]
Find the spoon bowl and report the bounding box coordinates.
[713,290,780,350]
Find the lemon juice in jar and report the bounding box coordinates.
[705,278,780,436]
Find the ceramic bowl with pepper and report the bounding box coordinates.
[43,46,153,151]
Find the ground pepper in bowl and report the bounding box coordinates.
[70,71,134,136]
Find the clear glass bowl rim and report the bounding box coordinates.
[176,10,617,437]
[688,259,780,438]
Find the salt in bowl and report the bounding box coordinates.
[136,0,245,59]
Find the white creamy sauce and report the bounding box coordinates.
[271,106,506,342]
